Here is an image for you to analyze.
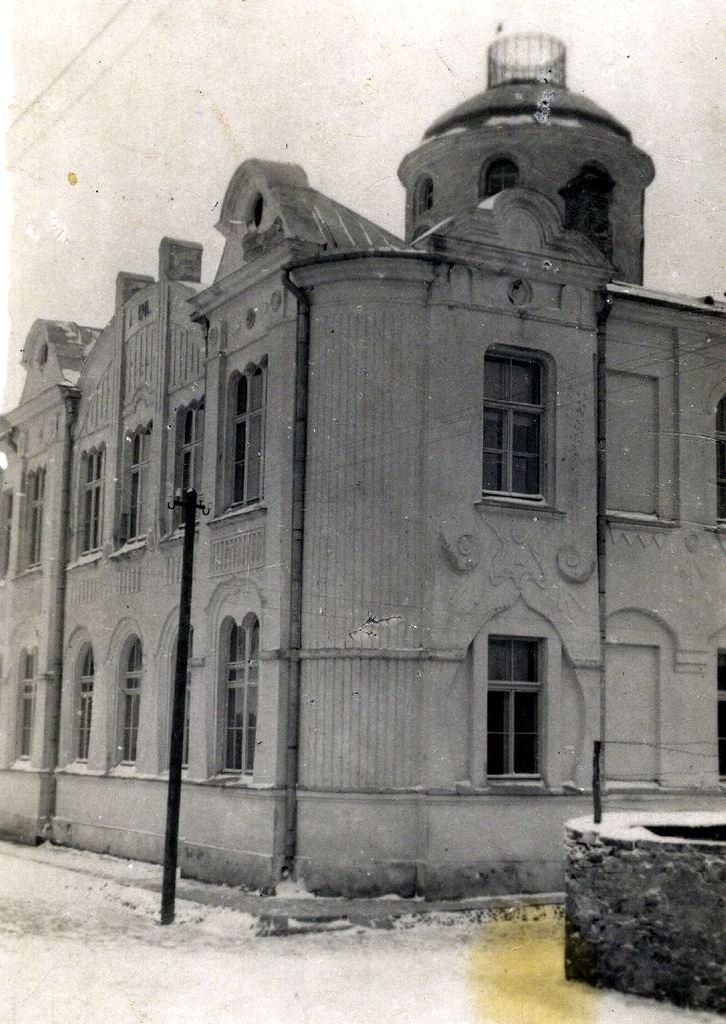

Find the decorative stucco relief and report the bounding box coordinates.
[609,526,664,549]
[489,522,546,590]
[556,544,596,583]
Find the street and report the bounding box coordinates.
[0,841,718,1024]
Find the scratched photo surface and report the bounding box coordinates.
[1,1,725,1022]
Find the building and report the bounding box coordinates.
[0,34,724,897]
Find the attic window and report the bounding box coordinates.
[560,163,614,259]
[138,300,151,320]
[37,343,48,368]
[413,175,434,218]
[247,193,264,231]
[481,158,519,199]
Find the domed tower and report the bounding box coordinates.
[398,33,654,283]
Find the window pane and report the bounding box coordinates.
[513,692,539,773]
[488,638,510,681]
[511,362,540,405]
[245,686,258,773]
[236,376,248,415]
[249,368,264,411]
[512,412,540,455]
[483,408,505,450]
[247,413,262,502]
[184,409,194,444]
[234,422,246,503]
[482,453,503,492]
[483,358,506,400]
[512,640,538,682]
[717,398,726,433]
[719,701,726,776]
[718,651,726,691]
[487,691,509,774]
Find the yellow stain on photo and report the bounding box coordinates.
[466,906,600,1024]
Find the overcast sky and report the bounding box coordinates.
[1,0,724,409]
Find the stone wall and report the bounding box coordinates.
[565,813,726,1013]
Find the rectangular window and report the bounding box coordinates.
[483,356,542,498]
[127,428,150,541]
[232,368,265,507]
[718,650,726,778]
[27,469,45,566]
[717,399,726,522]
[19,650,36,759]
[122,638,143,764]
[224,617,259,773]
[487,636,540,776]
[0,489,13,577]
[81,450,104,553]
[77,646,94,762]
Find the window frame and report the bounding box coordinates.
[120,637,143,765]
[482,353,545,501]
[0,487,13,577]
[80,447,105,554]
[76,644,94,762]
[486,636,542,778]
[229,366,265,509]
[221,614,259,775]
[26,467,45,568]
[480,156,519,199]
[173,401,204,527]
[716,397,726,523]
[168,627,192,769]
[19,648,37,760]
[413,174,434,219]
[718,649,726,779]
[125,425,151,542]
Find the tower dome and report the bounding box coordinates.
[398,33,654,282]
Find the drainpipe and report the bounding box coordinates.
[279,270,310,877]
[595,291,613,821]
[44,389,79,834]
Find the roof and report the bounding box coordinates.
[424,83,631,141]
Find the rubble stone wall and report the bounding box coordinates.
[565,815,726,1014]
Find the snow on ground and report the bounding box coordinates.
[0,840,721,1024]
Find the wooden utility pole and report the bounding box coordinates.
[160,488,208,925]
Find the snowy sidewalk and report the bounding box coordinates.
[0,838,563,932]
[1,839,721,1024]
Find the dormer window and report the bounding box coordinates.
[36,343,48,368]
[413,175,434,218]
[480,158,519,199]
[246,193,264,231]
[560,162,614,259]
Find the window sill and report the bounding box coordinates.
[606,512,679,529]
[203,773,260,788]
[15,565,43,580]
[486,777,546,794]
[67,551,103,571]
[476,496,565,518]
[107,763,138,777]
[209,503,267,529]
[11,758,35,771]
[109,537,147,559]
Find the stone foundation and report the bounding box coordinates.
[565,813,726,1013]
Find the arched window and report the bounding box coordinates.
[25,467,45,567]
[0,488,13,578]
[480,158,519,199]
[560,163,615,259]
[77,645,94,761]
[19,649,37,759]
[168,627,192,768]
[413,175,434,219]
[231,367,265,507]
[223,615,259,774]
[173,402,204,527]
[121,637,142,764]
[121,425,151,543]
[80,448,104,554]
[717,397,726,522]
